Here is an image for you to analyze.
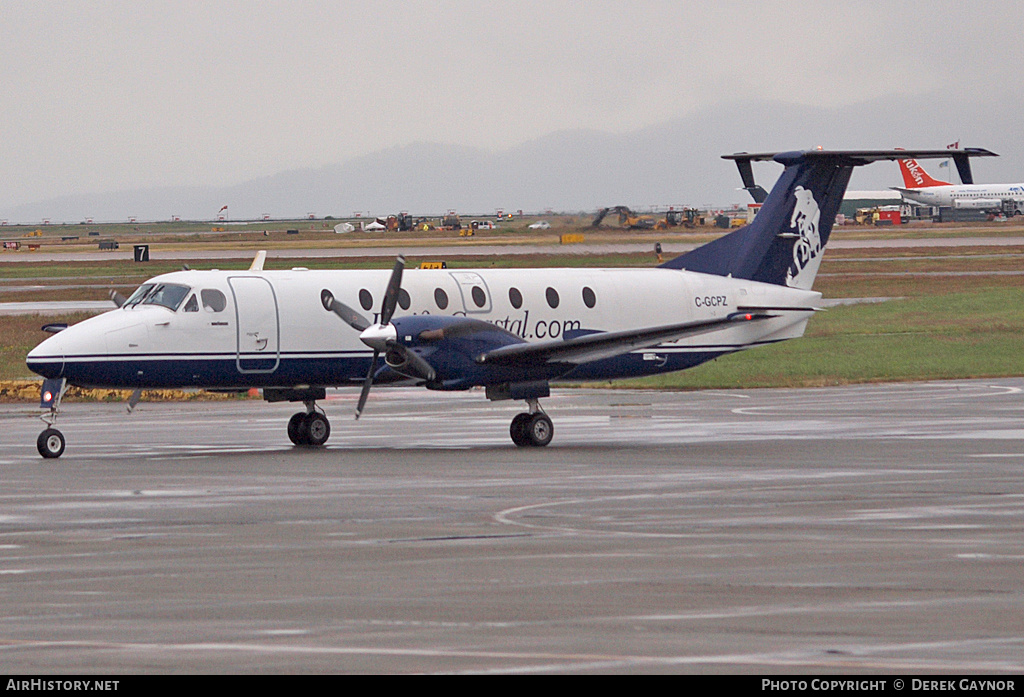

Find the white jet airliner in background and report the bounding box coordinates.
[25,148,996,458]
[894,154,1022,214]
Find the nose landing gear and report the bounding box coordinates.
[36,377,68,459]
[37,427,66,459]
[510,399,553,447]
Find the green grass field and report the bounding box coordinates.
[618,287,1024,389]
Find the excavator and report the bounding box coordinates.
[591,206,656,229]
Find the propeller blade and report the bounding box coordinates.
[355,349,379,420]
[321,289,371,332]
[126,388,143,414]
[379,255,406,326]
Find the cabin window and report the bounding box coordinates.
[183,294,199,312]
[398,288,411,311]
[434,288,449,310]
[546,287,559,309]
[142,283,191,311]
[471,286,486,308]
[509,287,523,309]
[201,289,227,312]
[359,289,373,311]
[582,286,596,308]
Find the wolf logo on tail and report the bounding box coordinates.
[787,186,822,287]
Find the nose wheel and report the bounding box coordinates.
[36,378,68,459]
[37,428,66,459]
[287,404,331,447]
[510,404,553,448]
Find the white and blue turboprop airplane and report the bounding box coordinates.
[26,148,995,458]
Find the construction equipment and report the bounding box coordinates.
[653,207,704,230]
[384,212,414,232]
[855,207,880,225]
[441,212,462,231]
[592,206,656,229]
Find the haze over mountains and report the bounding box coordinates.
[4,93,1021,224]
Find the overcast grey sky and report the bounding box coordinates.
[2,1,1022,211]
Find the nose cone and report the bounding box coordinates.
[26,332,65,379]
[359,323,397,352]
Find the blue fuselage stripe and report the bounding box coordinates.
[27,343,771,389]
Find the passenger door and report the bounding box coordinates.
[228,276,280,374]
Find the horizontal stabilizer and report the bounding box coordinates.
[726,148,996,187]
[724,148,997,164]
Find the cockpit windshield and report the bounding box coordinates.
[123,283,192,311]
[142,283,191,311]
[123,284,155,308]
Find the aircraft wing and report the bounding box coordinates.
[475,311,780,367]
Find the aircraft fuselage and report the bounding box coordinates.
[899,183,1024,211]
[27,266,819,390]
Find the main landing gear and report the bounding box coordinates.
[263,388,332,447]
[509,399,553,448]
[287,403,331,447]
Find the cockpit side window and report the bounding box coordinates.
[183,294,199,312]
[201,289,227,312]
[142,283,191,311]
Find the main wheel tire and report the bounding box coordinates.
[37,428,66,459]
[524,413,553,447]
[287,412,307,445]
[305,412,331,446]
[510,413,532,447]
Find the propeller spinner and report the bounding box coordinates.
[321,255,435,419]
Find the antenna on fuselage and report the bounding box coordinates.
[249,250,267,272]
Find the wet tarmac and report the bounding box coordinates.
[1,380,1023,673]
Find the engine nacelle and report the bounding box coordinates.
[384,345,434,381]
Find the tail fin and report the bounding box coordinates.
[898,157,950,188]
[661,148,997,290]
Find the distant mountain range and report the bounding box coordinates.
[3,93,1020,224]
